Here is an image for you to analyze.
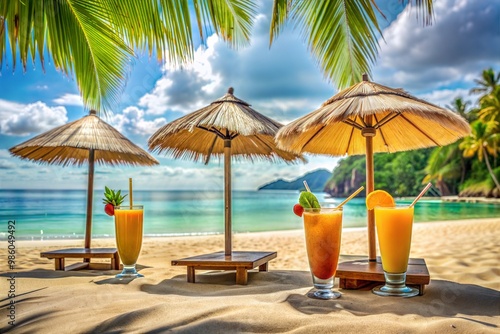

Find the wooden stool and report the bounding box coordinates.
[336,257,430,295]
[172,251,277,285]
[41,248,120,271]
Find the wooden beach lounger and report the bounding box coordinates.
[40,248,120,271]
[172,251,277,285]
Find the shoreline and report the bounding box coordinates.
[6,217,492,244]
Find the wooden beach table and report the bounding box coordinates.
[336,257,430,295]
[171,251,277,285]
[40,248,120,271]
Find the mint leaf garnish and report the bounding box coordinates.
[299,191,320,209]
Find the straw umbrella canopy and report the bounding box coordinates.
[276,75,471,261]
[9,110,159,248]
[148,87,303,255]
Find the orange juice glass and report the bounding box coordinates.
[373,205,418,297]
[114,205,144,278]
[303,207,342,299]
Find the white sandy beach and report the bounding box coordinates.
[1,218,499,333]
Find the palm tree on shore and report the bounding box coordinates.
[1,0,434,111]
[478,87,500,123]
[446,97,477,123]
[423,143,463,196]
[470,68,500,96]
[460,120,500,192]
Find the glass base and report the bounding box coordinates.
[307,289,342,300]
[116,265,144,279]
[307,275,341,300]
[372,272,419,297]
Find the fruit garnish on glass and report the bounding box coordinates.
[103,186,127,216]
[293,191,320,217]
[365,190,395,210]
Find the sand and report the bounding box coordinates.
[1,218,499,333]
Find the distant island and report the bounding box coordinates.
[258,169,332,192]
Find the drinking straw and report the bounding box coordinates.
[409,182,432,208]
[335,186,365,209]
[303,180,311,192]
[129,178,133,207]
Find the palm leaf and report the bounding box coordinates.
[270,0,433,89]
[194,0,256,49]
[1,0,257,112]
[1,0,134,112]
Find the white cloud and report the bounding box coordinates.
[52,93,84,106]
[138,35,223,116]
[373,0,500,92]
[419,88,472,108]
[0,100,68,136]
[108,106,167,137]
[0,159,17,169]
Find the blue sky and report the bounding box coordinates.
[1,0,499,191]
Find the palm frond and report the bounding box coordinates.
[1,0,134,113]
[269,0,434,89]
[269,0,291,45]
[294,0,382,88]
[107,0,193,65]
[405,0,434,25]
[1,0,257,112]
[194,0,257,49]
[65,0,134,111]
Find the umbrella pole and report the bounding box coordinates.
[363,119,376,261]
[366,137,376,261]
[224,139,232,256]
[84,149,95,251]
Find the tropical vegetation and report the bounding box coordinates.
[1,0,433,112]
[325,68,500,198]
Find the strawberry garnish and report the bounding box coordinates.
[293,203,304,217]
[104,203,115,216]
[102,186,127,216]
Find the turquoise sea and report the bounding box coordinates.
[1,189,499,241]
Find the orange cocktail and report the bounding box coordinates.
[114,205,144,278]
[373,204,419,297]
[303,207,342,299]
[375,206,413,273]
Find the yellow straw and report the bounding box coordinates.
[409,182,432,208]
[335,186,365,209]
[129,178,133,207]
[303,180,311,192]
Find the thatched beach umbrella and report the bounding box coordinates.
[276,75,471,261]
[149,87,303,255]
[9,110,159,249]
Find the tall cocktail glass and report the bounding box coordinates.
[373,205,418,297]
[114,205,144,278]
[303,207,343,299]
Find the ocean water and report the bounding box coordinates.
[1,189,499,241]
